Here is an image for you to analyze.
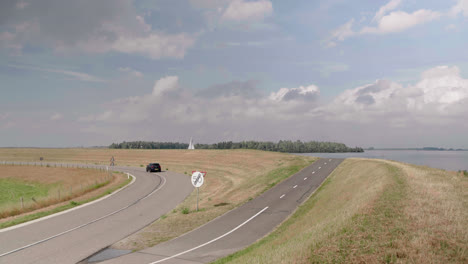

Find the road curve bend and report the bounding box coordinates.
[0,165,193,264]
[101,158,343,264]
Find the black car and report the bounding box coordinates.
[146,163,161,172]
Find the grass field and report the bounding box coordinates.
[108,149,316,251]
[0,148,317,250]
[0,178,49,209]
[213,158,467,264]
[0,164,124,225]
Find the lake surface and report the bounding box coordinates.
[296,150,468,171]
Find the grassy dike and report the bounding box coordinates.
[213,158,467,264]
[112,151,316,251]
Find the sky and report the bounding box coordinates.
[1,0,468,148]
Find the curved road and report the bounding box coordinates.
[0,165,193,264]
[102,158,343,264]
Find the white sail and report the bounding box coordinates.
[188,137,195,150]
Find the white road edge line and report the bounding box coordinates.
[149,206,269,264]
[0,171,137,233]
[280,194,285,199]
[0,174,166,258]
[293,185,298,189]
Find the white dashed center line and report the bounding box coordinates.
[318,167,321,169]
[304,177,307,180]
[312,171,315,174]
[293,185,298,189]
[280,194,285,199]
[149,206,269,264]
[324,162,327,165]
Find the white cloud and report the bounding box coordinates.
[327,1,441,45]
[50,113,63,121]
[325,65,468,125]
[361,9,441,34]
[221,0,273,22]
[79,75,322,128]
[111,33,195,60]
[76,66,468,145]
[327,19,355,47]
[269,85,320,102]
[0,0,196,59]
[417,66,468,105]
[152,76,179,96]
[372,0,402,22]
[8,64,107,83]
[136,15,151,33]
[79,76,181,124]
[450,0,468,17]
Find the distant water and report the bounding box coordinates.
[295,150,468,171]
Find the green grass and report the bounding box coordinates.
[212,159,405,264]
[308,165,407,263]
[0,176,132,229]
[212,159,468,264]
[0,178,51,209]
[111,153,316,251]
[260,163,311,194]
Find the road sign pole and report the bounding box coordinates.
[191,171,205,212]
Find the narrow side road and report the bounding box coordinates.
[102,158,343,264]
[0,165,193,264]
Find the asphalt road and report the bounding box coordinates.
[0,165,193,264]
[101,158,343,264]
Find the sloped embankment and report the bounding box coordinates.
[214,158,467,263]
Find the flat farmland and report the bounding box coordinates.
[0,148,317,250]
[0,164,126,227]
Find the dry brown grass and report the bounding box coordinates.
[0,164,118,220]
[385,160,467,263]
[214,158,467,264]
[103,149,315,251]
[0,148,316,250]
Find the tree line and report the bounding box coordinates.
[109,140,364,153]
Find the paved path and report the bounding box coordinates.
[0,164,193,264]
[102,158,343,264]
